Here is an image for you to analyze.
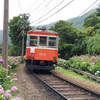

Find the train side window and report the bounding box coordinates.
[48,37,56,48]
[30,36,37,46]
[39,36,47,46]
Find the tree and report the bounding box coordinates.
[96,5,100,16]
[85,22,100,36]
[9,16,32,56]
[83,12,99,28]
[87,34,100,54]
[54,20,77,44]
[54,20,80,59]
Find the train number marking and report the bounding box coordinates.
[39,53,46,56]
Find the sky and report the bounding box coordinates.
[0,0,99,30]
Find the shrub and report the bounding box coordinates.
[58,54,100,76]
[0,67,6,84]
[8,45,22,56]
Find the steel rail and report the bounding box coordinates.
[32,72,71,100]
[51,72,100,98]
[57,63,100,82]
[32,71,100,100]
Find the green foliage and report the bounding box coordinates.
[54,20,77,44]
[0,67,6,84]
[58,54,100,76]
[56,66,100,84]
[83,12,99,28]
[9,16,32,56]
[8,45,22,56]
[87,34,100,54]
[0,43,2,54]
[54,20,82,59]
[96,5,100,16]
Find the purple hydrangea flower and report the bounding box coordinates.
[11,73,13,75]
[8,65,12,68]
[0,89,4,94]
[2,93,11,98]
[7,76,10,78]
[11,86,18,91]
[13,97,21,100]
[6,69,8,72]
[6,90,10,93]
[0,59,4,63]
[14,73,16,76]
[0,85,3,89]
[13,78,18,81]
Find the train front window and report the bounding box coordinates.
[39,36,47,46]
[48,37,56,48]
[30,36,37,46]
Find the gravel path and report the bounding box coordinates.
[16,64,59,100]
[16,64,100,100]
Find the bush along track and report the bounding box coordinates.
[58,54,100,81]
[0,56,24,100]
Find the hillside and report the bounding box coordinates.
[68,8,97,29]
[34,8,96,29]
[0,30,11,45]
[0,8,97,44]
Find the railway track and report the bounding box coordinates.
[32,71,100,100]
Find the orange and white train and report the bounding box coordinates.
[25,28,59,70]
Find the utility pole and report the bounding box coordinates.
[2,0,9,68]
[20,14,29,63]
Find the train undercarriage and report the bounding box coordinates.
[26,60,57,71]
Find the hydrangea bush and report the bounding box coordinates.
[0,56,23,100]
[8,56,22,69]
[58,54,100,76]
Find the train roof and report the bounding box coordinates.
[27,29,59,37]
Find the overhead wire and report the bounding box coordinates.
[71,0,98,23]
[31,0,65,24]
[16,29,23,42]
[25,0,41,12]
[72,3,100,25]
[29,0,55,22]
[29,0,47,14]
[17,0,23,13]
[31,0,74,25]
[39,0,53,20]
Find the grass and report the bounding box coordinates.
[56,66,100,85]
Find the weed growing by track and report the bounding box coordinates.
[56,66,100,85]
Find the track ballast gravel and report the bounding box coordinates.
[16,64,59,100]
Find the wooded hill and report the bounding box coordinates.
[0,30,11,45]
[0,8,97,44]
[34,8,96,29]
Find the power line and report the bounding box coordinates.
[71,0,98,23]
[38,0,53,20]
[16,29,23,42]
[31,0,65,24]
[31,0,74,25]
[29,0,47,14]
[73,3,100,27]
[17,22,23,31]
[76,3,100,25]
[29,0,55,22]
[17,0,23,13]
[20,14,30,63]
[25,0,41,12]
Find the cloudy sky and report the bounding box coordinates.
[0,0,99,30]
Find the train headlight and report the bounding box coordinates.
[28,55,30,58]
[54,56,56,60]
